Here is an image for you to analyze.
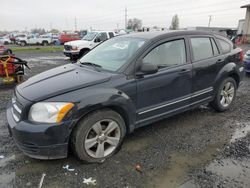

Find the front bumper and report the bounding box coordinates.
[6,102,75,159]
[63,50,80,58]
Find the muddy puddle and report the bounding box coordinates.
[180,122,250,188]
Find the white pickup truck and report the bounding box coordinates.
[63,31,116,60]
[17,34,52,46]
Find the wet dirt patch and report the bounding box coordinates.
[185,132,250,188]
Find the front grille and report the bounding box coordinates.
[11,96,23,122]
[64,45,72,51]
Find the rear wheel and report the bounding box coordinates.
[210,77,236,112]
[71,109,126,163]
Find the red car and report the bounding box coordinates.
[59,33,80,44]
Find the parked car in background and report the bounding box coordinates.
[59,33,80,44]
[6,31,244,162]
[243,50,250,74]
[15,34,27,45]
[16,34,52,46]
[0,37,11,45]
[63,31,116,60]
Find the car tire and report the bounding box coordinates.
[210,77,237,112]
[79,49,90,59]
[4,41,9,45]
[71,109,126,163]
[42,41,48,46]
[20,41,26,46]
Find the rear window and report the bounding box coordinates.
[217,38,231,53]
[190,37,213,61]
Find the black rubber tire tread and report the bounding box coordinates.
[71,109,126,163]
[79,49,90,59]
[210,77,237,112]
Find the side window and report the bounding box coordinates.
[190,37,213,61]
[217,39,231,53]
[210,38,219,55]
[99,32,108,41]
[108,32,114,38]
[143,39,186,68]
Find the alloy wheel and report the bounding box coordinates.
[84,119,121,158]
[220,81,235,107]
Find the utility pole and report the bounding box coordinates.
[208,15,212,27]
[125,6,127,30]
[74,17,77,31]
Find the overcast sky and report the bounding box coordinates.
[0,0,249,31]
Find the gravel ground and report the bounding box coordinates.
[0,49,250,188]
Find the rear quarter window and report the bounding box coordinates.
[217,38,231,54]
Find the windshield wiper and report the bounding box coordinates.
[80,61,102,68]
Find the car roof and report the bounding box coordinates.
[120,30,215,40]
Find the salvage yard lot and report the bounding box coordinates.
[0,49,250,187]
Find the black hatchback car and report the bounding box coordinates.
[6,31,244,162]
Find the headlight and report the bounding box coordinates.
[28,102,74,123]
[71,46,78,50]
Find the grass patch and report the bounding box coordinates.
[11,46,64,53]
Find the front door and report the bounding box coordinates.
[136,38,192,123]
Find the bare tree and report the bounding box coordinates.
[127,18,142,31]
[169,15,179,30]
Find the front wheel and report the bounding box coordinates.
[71,109,126,163]
[79,49,90,59]
[42,41,48,46]
[210,77,236,112]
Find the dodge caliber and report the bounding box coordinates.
[6,31,244,163]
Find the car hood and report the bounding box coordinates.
[65,40,91,47]
[17,64,112,102]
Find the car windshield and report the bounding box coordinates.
[79,37,146,71]
[82,32,98,41]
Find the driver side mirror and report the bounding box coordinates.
[94,37,101,43]
[137,63,158,76]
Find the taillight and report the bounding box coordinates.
[240,50,244,63]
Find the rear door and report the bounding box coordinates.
[189,36,223,103]
[136,37,192,122]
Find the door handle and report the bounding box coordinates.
[179,69,191,74]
